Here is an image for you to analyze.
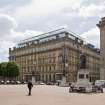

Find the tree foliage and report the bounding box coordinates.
[0,62,8,77]
[0,62,20,78]
[6,62,20,78]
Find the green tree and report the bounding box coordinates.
[0,62,8,80]
[6,62,20,79]
[0,63,2,76]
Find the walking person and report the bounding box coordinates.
[27,80,33,96]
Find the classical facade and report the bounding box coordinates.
[97,17,105,80]
[9,29,100,82]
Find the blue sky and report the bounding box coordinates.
[0,0,104,62]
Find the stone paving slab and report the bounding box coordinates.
[0,85,105,105]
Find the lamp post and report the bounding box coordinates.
[60,40,68,86]
[32,71,36,84]
[75,37,83,81]
[62,47,66,77]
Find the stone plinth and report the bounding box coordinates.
[60,76,68,87]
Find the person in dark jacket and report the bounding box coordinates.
[27,81,33,96]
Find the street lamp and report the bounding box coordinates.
[74,37,83,81]
[60,39,68,86]
[32,71,36,84]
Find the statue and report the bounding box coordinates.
[80,54,86,69]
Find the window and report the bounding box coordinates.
[49,66,51,71]
[86,74,89,79]
[79,74,84,79]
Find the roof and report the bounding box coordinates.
[18,28,84,47]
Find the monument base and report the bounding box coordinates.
[60,76,68,87]
[76,69,92,92]
[77,69,89,82]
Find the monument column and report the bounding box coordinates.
[97,17,105,80]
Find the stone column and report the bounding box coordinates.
[97,17,105,80]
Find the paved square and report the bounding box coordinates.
[0,85,105,105]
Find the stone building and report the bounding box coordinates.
[9,29,100,82]
[97,17,105,80]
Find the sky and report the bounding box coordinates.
[0,0,104,62]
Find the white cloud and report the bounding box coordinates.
[81,27,100,48]
[11,30,42,43]
[0,14,42,41]
[79,4,105,18]
[0,14,42,62]
[0,40,15,62]
[0,14,17,36]
[14,0,84,22]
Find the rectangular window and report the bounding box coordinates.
[79,74,84,79]
[86,74,89,79]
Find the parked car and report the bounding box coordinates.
[21,81,27,84]
[92,85,103,93]
[6,80,10,84]
[0,80,4,84]
[16,81,21,84]
[46,82,54,85]
[40,82,45,85]
[10,80,15,84]
[95,80,105,88]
